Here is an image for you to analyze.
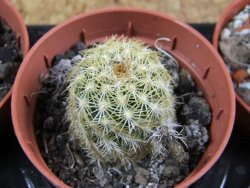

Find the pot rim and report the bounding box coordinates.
[12,7,235,188]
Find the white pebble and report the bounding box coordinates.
[53,59,72,72]
[71,55,84,64]
[241,13,249,22]
[221,28,232,39]
[236,28,250,36]
[234,12,244,20]
[233,19,243,29]
[146,183,158,188]
[234,11,248,22]
[245,5,250,11]
[239,82,250,90]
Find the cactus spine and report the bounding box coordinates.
[66,37,177,165]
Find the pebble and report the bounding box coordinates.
[163,165,180,178]
[236,28,250,36]
[166,140,189,164]
[71,54,83,65]
[126,175,133,184]
[113,182,125,188]
[220,33,250,70]
[56,135,67,149]
[73,42,86,52]
[157,155,165,163]
[180,96,211,126]
[53,54,65,65]
[232,69,248,83]
[221,28,232,39]
[0,82,11,99]
[233,19,243,29]
[135,167,150,186]
[55,59,72,71]
[184,120,209,150]
[0,62,12,80]
[177,68,195,94]
[93,166,107,186]
[235,12,248,22]
[242,12,249,20]
[146,182,158,188]
[230,5,250,31]
[236,17,250,32]
[239,82,250,90]
[65,49,76,59]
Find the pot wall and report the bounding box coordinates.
[12,8,235,188]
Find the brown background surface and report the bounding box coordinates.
[11,0,232,25]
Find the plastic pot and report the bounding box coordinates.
[12,8,235,188]
[0,0,29,127]
[213,0,250,134]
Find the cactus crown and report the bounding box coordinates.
[66,36,177,165]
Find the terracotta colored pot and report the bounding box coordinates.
[12,8,235,188]
[213,0,250,134]
[0,0,29,127]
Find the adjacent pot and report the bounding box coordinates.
[213,0,250,134]
[0,0,29,127]
[12,8,235,188]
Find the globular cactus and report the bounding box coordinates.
[66,36,178,165]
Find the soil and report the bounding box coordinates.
[219,4,250,106]
[34,41,211,188]
[0,20,23,100]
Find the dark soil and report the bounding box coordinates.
[0,20,23,100]
[34,42,211,188]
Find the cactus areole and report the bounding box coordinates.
[66,37,178,165]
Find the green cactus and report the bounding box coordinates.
[66,36,177,165]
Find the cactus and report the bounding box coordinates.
[66,36,178,165]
